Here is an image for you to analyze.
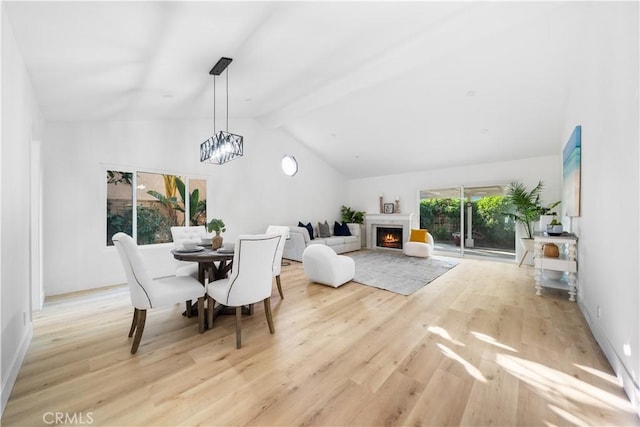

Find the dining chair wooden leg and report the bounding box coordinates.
[207,295,215,329]
[275,275,284,299]
[197,296,205,333]
[235,306,242,349]
[248,304,254,315]
[264,297,275,334]
[185,300,193,318]
[128,308,139,337]
[131,309,147,354]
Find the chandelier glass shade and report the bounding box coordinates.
[200,57,243,165]
[200,131,243,164]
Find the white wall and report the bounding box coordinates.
[562,2,639,412]
[0,5,42,413]
[43,118,348,295]
[348,155,561,262]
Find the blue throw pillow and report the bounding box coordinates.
[298,221,314,240]
[334,221,352,236]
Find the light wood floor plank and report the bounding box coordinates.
[2,257,638,426]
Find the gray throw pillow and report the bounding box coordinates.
[318,220,331,238]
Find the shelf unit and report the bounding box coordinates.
[533,233,578,301]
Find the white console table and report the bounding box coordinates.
[533,233,578,301]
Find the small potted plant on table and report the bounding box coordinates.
[207,218,226,250]
[546,217,563,236]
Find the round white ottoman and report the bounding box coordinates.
[302,244,355,288]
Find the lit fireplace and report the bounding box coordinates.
[376,227,403,249]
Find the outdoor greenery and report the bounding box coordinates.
[106,206,171,245]
[146,176,208,226]
[420,196,515,249]
[107,171,208,246]
[175,177,207,226]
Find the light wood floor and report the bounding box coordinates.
[3,257,639,426]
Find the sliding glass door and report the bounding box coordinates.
[419,187,463,256]
[419,185,515,261]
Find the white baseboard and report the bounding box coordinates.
[1,323,33,416]
[578,299,640,417]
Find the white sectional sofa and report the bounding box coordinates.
[283,223,361,262]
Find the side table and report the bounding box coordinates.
[533,233,578,301]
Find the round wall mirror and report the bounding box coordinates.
[281,155,298,176]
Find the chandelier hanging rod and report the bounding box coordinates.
[200,56,243,165]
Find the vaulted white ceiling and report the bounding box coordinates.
[5,1,587,178]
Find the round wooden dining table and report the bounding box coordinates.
[172,246,248,322]
[171,246,234,285]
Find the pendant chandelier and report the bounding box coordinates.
[200,57,244,165]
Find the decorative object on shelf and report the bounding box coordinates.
[379,195,384,213]
[563,125,581,217]
[546,218,563,236]
[539,200,561,232]
[543,243,559,257]
[200,57,243,165]
[394,197,401,214]
[383,203,395,214]
[207,218,226,249]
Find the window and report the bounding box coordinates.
[281,155,298,176]
[106,171,133,245]
[106,170,207,246]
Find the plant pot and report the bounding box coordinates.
[212,232,223,250]
[546,224,563,236]
[520,237,534,252]
[539,215,554,234]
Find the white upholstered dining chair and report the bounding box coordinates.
[170,225,207,279]
[265,225,289,299]
[206,233,282,349]
[112,232,205,354]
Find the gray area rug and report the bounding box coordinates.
[345,250,459,295]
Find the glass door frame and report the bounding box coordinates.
[417,184,516,262]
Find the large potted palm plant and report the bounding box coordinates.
[505,181,544,239]
[504,181,545,265]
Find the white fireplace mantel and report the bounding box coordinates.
[364,213,413,250]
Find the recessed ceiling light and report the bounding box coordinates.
[466,90,476,97]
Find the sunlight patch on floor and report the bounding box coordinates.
[437,343,486,382]
[548,404,590,426]
[427,326,465,346]
[496,354,636,414]
[471,331,518,353]
[574,363,621,386]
